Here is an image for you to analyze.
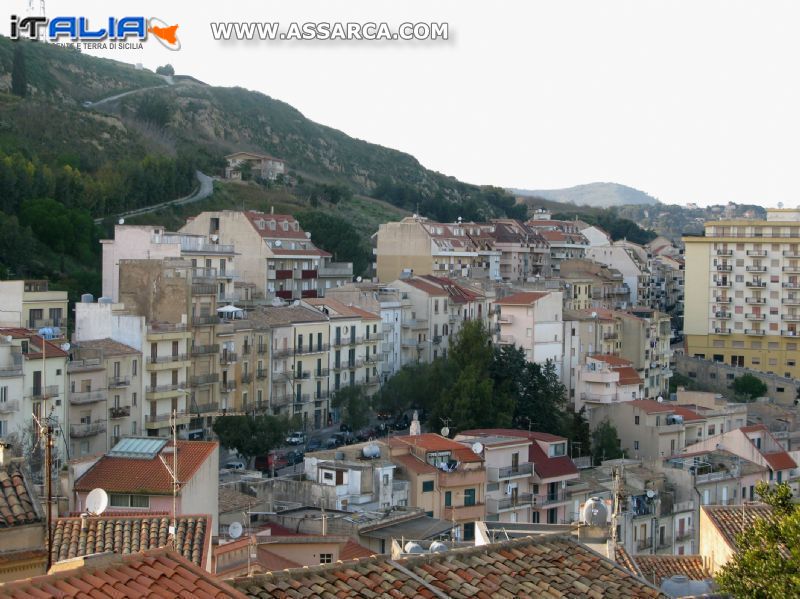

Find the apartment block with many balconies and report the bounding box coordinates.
[683,208,800,378]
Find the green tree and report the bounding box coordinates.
[566,407,592,459]
[136,93,173,127]
[212,414,292,461]
[514,359,568,435]
[732,373,768,401]
[296,211,370,275]
[332,385,370,431]
[11,44,27,98]
[591,419,624,465]
[716,482,799,598]
[155,64,175,76]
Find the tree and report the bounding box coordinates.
[566,407,592,459]
[732,373,768,401]
[716,482,799,598]
[136,94,173,127]
[332,385,370,431]
[591,419,624,465]
[212,414,292,461]
[11,44,27,98]
[155,64,175,76]
[514,359,568,435]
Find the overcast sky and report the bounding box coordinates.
[9,0,800,207]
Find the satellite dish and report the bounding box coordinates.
[657,396,664,403]
[228,521,243,539]
[60,343,71,352]
[274,240,282,247]
[210,234,219,242]
[305,232,311,238]
[471,442,484,455]
[591,312,598,319]
[85,488,108,516]
[646,489,656,499]
[778,202,784,208]
[356,276,363,283]
[429,541,448,553]
[118,218,125,225]
[440,427,450,438]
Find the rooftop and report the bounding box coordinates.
[702,504,774,550]
[51,514,210,567]
[0,548,245,599]
[0,463,42,528]
[494,291,550,305]
[74,440,218,495]
[246,305,328,328]
[304,298,380,320]
[72,338,140,357]
[231,535,665,598]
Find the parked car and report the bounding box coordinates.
[339,423,352,433]
[254,451,288,474]
[223,459,245,471]
[355,427,378,442]
[306,438,322,452]
[325,435,344,449]
[286,450,305,465]
[286,431,306,445]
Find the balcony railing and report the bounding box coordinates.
[746,249,767,257]
[714,296,732,304]
[487,493,534,513]
[272,348,293,359]
[146,383,182,394]
[714,312,731,319]
[256,369,268,380]
[332,337,361,347]
[438,467,486,488]
[147,323,187,334]
[69,389,106,405]
[783,281,800,289]
[716,249,733,256]
[240,372,253,384]
[402,319,428,330]
[746,265,767,272]
[487,462,534,482]
[257,345,268,355]
[637,538,653,551]
[191,344,219,356]
[220,352,238,364]
[781,330,800,337]
[746,281,766,288]
[191,315,220,326]
[744,329,765,336]
[675,527,694,541]
[745,313,765,320]
[532,490,568,506]
[29,385,59,399]
[189,373,219,386]
[0,400,20,414]
[781,313,800,321]
[715,264,732,272]
[109,405,131,419]
[714,328,731,335]
[295,343,330,355]
[220,381,237,392]
[67,358,102,373]
[294,370,311,380]
[745,297,766,304]
[145,410,190,425]
[314,368,330,377]
[782,265,800,272]
[147,354,188,365]
[715,281,731,287]
[782,295,800,305]
[442,503,485,521]
[70,421,106,438]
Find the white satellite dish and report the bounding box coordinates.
[118,218,125,225]
[85,488,108,516]
[275,240,282,247]
[210,234,219,242]
[591,311,598,319]
[228,521,243,539]
[356,276,363,283]
[657,396,664,403]
[646,489,656,499]
[60,343,71,352]
[440,427,450,438]
[471,442,484,455]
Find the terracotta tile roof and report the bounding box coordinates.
[702,504,775,550]
[762,451,797,471]
[74,440,217,494]
[1,548,247,599]
[391,433,466,452]
[392,453,437,475]
[257,547,302,571]
[633,555,711,586]
[494,291,550,305]
[0,328,69,358]
[0,463,42,528]
[616,366,643,386]
[51,514,210,567]
[73,338,140,357]
[614,545,640,576]
[740,424,768,433]
[590,354,633,367]
[244,211,308,240]
[305,298,380,320]
[232,535,666,598]
[219,487,256,514]
[402,278,448,296]
[339,540,376,561]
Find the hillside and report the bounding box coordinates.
[511,182,659,208]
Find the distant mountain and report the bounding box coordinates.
[510,182,659,208]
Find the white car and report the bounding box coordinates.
[286,431,306,445]
[223,460,245,470]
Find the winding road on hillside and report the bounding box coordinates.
[87,76,216,225]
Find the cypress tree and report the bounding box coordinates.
[11,44,27,97]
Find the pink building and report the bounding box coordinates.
[71,438,219,534]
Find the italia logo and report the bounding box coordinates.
[10,15,181,50]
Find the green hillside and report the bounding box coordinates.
[513,182,659,208]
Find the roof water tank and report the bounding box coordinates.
[403,542,424,554]
[98,297,113,304]
[582,497,608,526]
[81,294,94,303]
[362,444,380,459]
[429,541,448,553]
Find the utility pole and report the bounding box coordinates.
[172,408,177,546]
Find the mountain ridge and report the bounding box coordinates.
[510,182,659,208]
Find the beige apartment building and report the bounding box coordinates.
[684,208,800,379]
[0,280,69,331]
[388,433,486,541]
[493,291,564,373]
[67,339,143,457]
[575,354,643,418]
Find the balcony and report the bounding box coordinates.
[746,265,767,273]
[402,319,428,330]
[147,323,188,338]
[67,358,102,373]
[295,343,330,355]
[195,402,220,414]
[0,400,20,414]
[271,371,292,382]
[637,538,653,552]
[438,467,485,488]
[145,411,191,428]
[747,249,767,257]
[300,269,318,279]
[294,370,311,380]
[783,295,800,305]
[714,311,731,319]
[675,527,694,542]
[191,284,216,296]
[432,335,442,345]
[241,372,253,384]
[220,381,237,393]
[443,503,485,522]
[715,281,731,287]
[70,421,106,438]
[783,265,800,273]
[192,315,220,326]
[332,337,361,347]
[715,264,732,272]
[783,281,800,289]
[745,313,765,320]
[69,389,106,405]
[400,339,420,349]
[783,249,800,258]
[220,352,238,365]
[714,296,732,304]
[603,332,619,340]
[189,373,219,386]
[532,490,568,507]
[256,369,268,380]
[497,314,514,324]
[364,355,379,365]
[744,329,765,336]
[109,405,131,419]
[716,249,733,256]
[272,348,293,359]
[191,344,219,356]
[381,343,393,354]
[781,329,800,337]
[29,385,59,400]
[487,494,533,513]
[745,297,766,304]
[449,314,459,324]
[746,281,766,288]
[497,335,515,345]
[487,462,534,482]
[256,344,268,355]
[781,313,800,321]
[275,269,293,280]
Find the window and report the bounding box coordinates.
[462,522,476,541]
[549,442,566,457]
[132,360,137,376]
[319,553,333,564]
[635,415,640,425]
[464,488,476,506]
[444,491,452,507]
[109,494,150,508]
[422,480,434,493]
[634,441,639,450]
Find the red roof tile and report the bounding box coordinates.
[702,504,775,550]
[740,424,768,433]
[305,298,380,320]
[74,441,217,494]
[391,433,466,452]
[339,540,375,561]
[0,328,68,358]
[257,547,302,571]
[243,212,308,239]
[630,554,711,585]
[762,451,797,471]
[590,354,633,366]
[616,366,643,386]
[494,291,550,305]
[1,549,247,599]
[392,454,437,475]
[402,279,447,296]
[0,462,42,527]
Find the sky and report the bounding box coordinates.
[7,0,800,207]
